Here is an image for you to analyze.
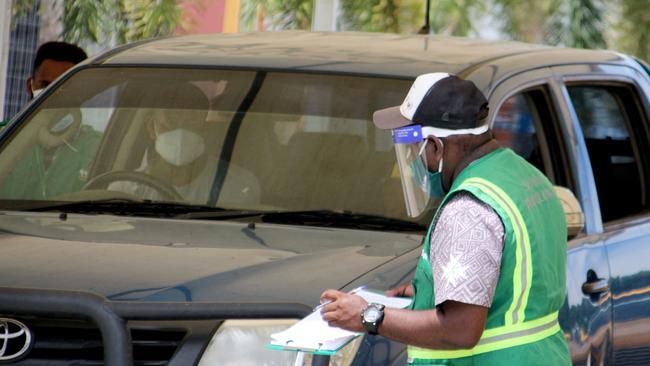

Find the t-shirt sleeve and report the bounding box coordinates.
[429,192,505,308]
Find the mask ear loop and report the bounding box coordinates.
[417,138,429,171]
[417,138,428,157]
[418,136,445,173]
[438,139,444,173]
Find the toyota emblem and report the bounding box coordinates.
[0,318,32,362]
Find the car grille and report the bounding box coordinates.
[9,317,186,366]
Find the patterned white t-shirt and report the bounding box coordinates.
[429,192,505,308]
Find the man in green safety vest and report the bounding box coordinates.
[320,73,570,365]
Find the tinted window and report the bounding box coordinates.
[568,85,649,222]
[0,68,413,221]
[493,93,545,172]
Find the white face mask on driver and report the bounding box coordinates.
[31,88,44,98]
[155,129,206,166]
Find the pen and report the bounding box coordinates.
[314,285,367,312]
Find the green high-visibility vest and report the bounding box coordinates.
[408,148,570,365]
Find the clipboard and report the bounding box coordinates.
[266,334,360,356]
[267,287,411,355]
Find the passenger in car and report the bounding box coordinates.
[108,83,260,205]
[320,73,570,365]
[0,109,101,200]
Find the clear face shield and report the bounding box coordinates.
[392,125,435,218]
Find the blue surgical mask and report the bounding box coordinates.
[412,140,446,198]
[425,162,446,199]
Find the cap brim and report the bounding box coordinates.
[372,106,413,129]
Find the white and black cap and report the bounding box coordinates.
[373,73,489,137]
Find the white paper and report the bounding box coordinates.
[355,289,412,309]
[269,288,412,351]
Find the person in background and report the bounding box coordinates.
[27,41,87,99]
[0,42,93,199]
[320,73,570,365]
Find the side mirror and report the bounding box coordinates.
[554,186,585,239]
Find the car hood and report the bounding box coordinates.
[0,211,422,306]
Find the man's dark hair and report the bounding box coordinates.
[32,41,87,76]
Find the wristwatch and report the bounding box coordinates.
[361,303,385,335]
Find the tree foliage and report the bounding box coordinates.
[615,0,649,62]
[429,0,485,36]
[491,0,553,43]
[340,0,401,33]
[240,0,312,31]
[9,0,649,62]
[545,0,607,49]
[13,0,188,48]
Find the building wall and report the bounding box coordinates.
[0,1,12,122]
[2,0,40,121]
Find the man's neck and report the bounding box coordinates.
[450,136,501,184]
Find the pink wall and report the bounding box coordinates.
[178,0,226,35]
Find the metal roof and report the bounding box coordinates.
[94,31,627,80]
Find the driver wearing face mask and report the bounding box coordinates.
[148,109,214,200]
[108,85,260,205]
[107,108,214,203]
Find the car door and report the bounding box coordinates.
[556,62,650,365]
[487,67,614,365]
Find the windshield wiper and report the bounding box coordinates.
[261,210,425,232]
[19,201,425,231]
[21,199,229,217]
[182,209,425,232]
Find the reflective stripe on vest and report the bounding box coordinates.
[460,177,533,326]
[407,311,560,360]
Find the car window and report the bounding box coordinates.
[228,72,409,216]
[0,68,414,221]
[567,84,649,222]
[493,93,546,173]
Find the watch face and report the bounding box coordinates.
[364,307,381,322]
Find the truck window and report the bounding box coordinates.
[493,87,568,188]
[493,93,544,172]
[567,84,649,222]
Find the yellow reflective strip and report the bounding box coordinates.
[407,312,560,359]
[408,323,561,359]
[481,311,558,338]
[459,177,532,325]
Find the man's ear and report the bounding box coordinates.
[26,77,33,98]
[430,136,444,160]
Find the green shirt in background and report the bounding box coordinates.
[0,126,102,200]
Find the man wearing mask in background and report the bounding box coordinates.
[320,73,570,365]
[0,42,95,199]
[27,41,87,99]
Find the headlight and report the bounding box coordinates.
[197,319,363,366]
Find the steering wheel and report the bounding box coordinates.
[83,170,184,202]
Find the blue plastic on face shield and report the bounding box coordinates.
[393,125,423,144]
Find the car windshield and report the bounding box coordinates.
[0,67,418,223]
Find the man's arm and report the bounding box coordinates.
[320,290,487,349]
[322,192,503,350]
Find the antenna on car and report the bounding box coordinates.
[417,0,431,34]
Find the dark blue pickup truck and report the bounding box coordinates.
[0,32,648,365]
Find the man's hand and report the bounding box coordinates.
[320,289,369,332]
[384,283,414,297]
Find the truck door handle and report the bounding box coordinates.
[582,279,609,295]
